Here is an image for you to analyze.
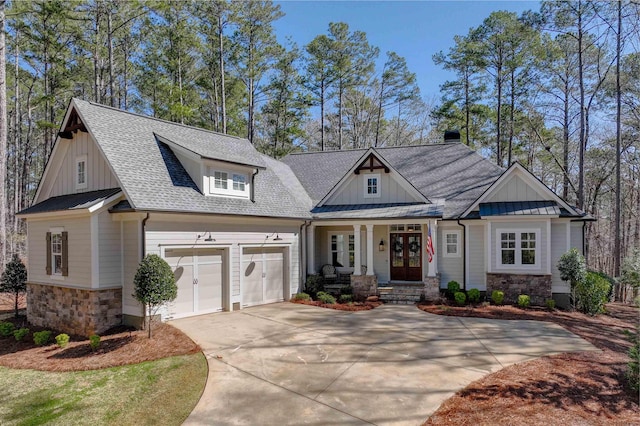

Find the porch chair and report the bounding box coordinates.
[321,264,338,282]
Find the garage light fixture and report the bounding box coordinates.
[197,232,215,242]
[266,232,283,241]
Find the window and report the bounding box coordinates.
[496,229,539,269]
[443,231,461,257]
[390,224,422,232]
[75,155,87,189]
[363,174,380,198]
[232,174,245,191]
[214,171,228,189]
[46,229,68,277]
[330,234,354,268]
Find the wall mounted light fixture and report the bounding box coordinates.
[197,232,215,242]
[379,239,385,251]
[266,232,283,241]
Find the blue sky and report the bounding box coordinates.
[273,1,539,100]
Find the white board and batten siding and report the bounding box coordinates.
[27,218,92,288]
[326,171,419,205]
[122,220,142,317]
[486,174,545,203]
[40,131,119,201]
[437,225,464,289]
[551,221,571,293]
[97,209,122,288]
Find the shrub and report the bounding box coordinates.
[447,281,460,298]
[491,290,504,305]
[90,335,101,351]
[13,327,29,341]
[0,321,15,337]
[545,299,556,310]
[339,294,353,304]
[304,275,324,298]
[133,254,178,338]
[517,294,531,308]
[575,271,611,315]
[467,288,480,303]
[316,291,336,304]
[589,270,615,301]
[55,333,70,348]
[340,285,353,295]
[626,326,640,394]
[0,254,27,318]
[292,292,311,301]
[454,291,466,306]
[33,330,52,346]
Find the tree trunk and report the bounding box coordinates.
[577,0,586,210]
[320,80,325,150]
[338,78,343,149]
[563,75,570,200]
[613,0,622,278]
[465,68,470,146]
[507,69,515,166]
[108,10,115,107]
[0,1,7,268]
[218,14,226,134]
[375,81,384,147]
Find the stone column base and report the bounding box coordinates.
[27,282,122,337]
[351,275,378,300]
[423,274,441,301]
[486,273,552,305]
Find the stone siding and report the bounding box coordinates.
[423,274,441,301]
[27,283,122,337]
[351,275,378,300]
[486,273,552,306]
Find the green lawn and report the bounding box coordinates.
[0,353,207,426]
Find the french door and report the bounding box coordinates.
[389,233,422,281]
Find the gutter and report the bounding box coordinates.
[457,219,467,291]
[251,169,259,203]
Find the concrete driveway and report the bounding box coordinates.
[171,303,597,426]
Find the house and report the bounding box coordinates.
[18,99,590,336]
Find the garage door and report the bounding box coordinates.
[242,247,285,307]
[164,248,224,318]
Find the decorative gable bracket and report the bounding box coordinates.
[58,109,87,139]
[354,153,390,175]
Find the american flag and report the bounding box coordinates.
[427,224,435,263]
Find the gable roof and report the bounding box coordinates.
[63,99,310,219]
[282,144,504,218]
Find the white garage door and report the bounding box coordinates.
[164,248,224,318]
[242,247,285,307]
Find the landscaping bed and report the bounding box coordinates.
[420,302,640,425]
[291,298,382,311]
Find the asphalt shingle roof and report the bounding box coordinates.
[282,144,505,219]
[20,188,122,215]
[479,201,561,216]
[72,99,311,219]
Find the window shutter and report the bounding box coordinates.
[61,232,69,276]
[46,232,52,275]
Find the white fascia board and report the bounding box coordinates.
[155,134,201,162]
[88,192,124,214]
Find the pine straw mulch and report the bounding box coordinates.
[0,316,200,372]
[291,298,383,311]
[0,292,26,320]
[419,302,640,425]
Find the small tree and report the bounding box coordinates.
[557,248,587,310]
[133,254,177,338]
[0,254,27,318]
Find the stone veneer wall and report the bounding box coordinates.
[423,274,441,301]
[27,283,122,337]
[351,274,378,300]
[486,273,552,305]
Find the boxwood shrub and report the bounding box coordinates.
[13,327,29,341]
[316,291,336,305]
[33,330,52,346]
[467,288,480,303]
[0,321,15,337]
[517,294,531,308]
[454,291,466,306]
[491,290,504,305]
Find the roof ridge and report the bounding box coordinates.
[75,98,249,142]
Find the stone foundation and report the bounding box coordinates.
[486,273,552,306]
[351,274,378,300]
[423,274,441,301]
[27,283,122,337]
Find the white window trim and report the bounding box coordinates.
[443,230,461,258]
[495,228,541,270]
[363,173,381,199]
[327,232,355,269]
[208,167,250,198]
[75,155,87,190]
[50,227,65,280]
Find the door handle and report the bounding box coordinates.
[193,278,198,285]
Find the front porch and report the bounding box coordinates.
[306,220,442,302]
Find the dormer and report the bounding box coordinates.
[155,133,265,201]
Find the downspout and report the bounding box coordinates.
[582,220,587,262]
[299,220,311,293]
[457,219,467,291]
[141,213,150,259]
[251,169,259,202]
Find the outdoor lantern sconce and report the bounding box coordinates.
[197,232,215,242]
[379,239,385,251]
[266,232,283,241]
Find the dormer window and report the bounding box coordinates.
[364,173,380,198]
[76,155,87,190]
[208,166,250,199]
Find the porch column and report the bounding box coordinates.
[353,224,362,275]
[307,224,316,275]
[366,224,374,276]
[427,219,438,277]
